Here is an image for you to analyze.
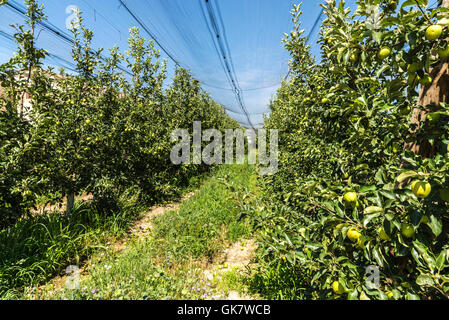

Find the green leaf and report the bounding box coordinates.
[428,215,443,237]
[375,169,386,184]
[356,96,368,106]
[401,0,417,8]
[325,201,334,212]
[406,292,420,300]
[311,269,327,284]
[335,201,345,218]
[435,251,446,271]
[372,31,382,44]
[411,248,425,267]
[363,212,381,227]
[379,190,395,200]
[405,31,418,47]
[378,291,388,300]
[364,206,384,215]
[413,240,436,269]
[360,185,377,193]
[373,245,385,267]
[347,290,359,300]
[359,291,371,300]
[416,274,434,286]
[410,210,424,226]
[376,65,389,78]
[396,171,418,183]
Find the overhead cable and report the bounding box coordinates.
[118,0,257,123]
[201,0,255,129]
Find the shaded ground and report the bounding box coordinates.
[31,193,94,215]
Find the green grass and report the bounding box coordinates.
[211,265,254,298]
[247,262,312,300]
[31,163,258,300]
[152,164,256,261]
[0,167,210,300]
[2,161,316,301]
[0,189,143,299]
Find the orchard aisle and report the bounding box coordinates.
[28,163,260,300]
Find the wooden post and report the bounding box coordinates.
[405,0,449,158]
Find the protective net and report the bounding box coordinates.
[0,0,326,128]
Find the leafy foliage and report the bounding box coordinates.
[0,0,240,227]
[256,0,449,300]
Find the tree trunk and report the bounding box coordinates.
[66,192,75,216]
[405,0,449,158]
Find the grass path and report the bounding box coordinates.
[28,163,260,300]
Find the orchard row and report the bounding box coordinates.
[257,0,449,300]
[0,0,240,227]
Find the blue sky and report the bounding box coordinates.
[0,0,359,128]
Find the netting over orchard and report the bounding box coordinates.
[0,0,326,128]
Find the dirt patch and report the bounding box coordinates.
[203,239,258,300]
[127,191,195,240]
[224,240,257,268]
[227,290,254,300]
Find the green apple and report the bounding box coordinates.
[426,25,443,41]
